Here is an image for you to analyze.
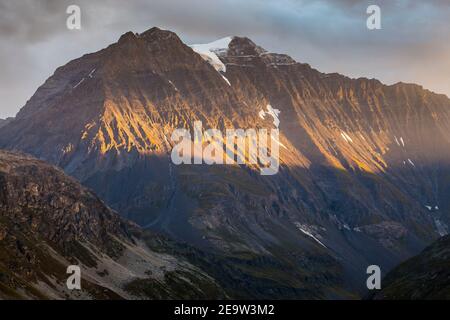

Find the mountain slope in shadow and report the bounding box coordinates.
[371,235,450,299]
[0,150,225,299]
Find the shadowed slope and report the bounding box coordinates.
[371,235,450,299]
[0,150,225,299]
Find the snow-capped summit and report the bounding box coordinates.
[189,36,234,72]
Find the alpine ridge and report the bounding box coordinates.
[1,27,450,298]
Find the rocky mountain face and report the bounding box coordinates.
[371,235,450,299]
[0,118,13,129]
[1,27,450,298]
[0,150,224,299]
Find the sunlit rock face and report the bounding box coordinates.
[1,27,450,298]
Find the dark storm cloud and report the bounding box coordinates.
[0,0,66,42]
[1,0,449,118]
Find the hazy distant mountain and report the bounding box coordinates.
[1,27,450,298]
[0,150,224,299]
[371,235,450,299]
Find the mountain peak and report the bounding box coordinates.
[139,27,180,42]
[117,27,183,48]
[189,35,300,71]
[189,35,268,59]
[117,31,138,43]
[228,36,267,56]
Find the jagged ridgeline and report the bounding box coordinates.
[1,27,450,298]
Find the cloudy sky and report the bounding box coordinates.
[0,0,449,118]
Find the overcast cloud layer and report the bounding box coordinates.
[0,0,449,118]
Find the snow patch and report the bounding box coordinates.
[258,110,265,119]
[341,131,353,143]
[88,68,96,78]
[394,136,405,147]
[73,78,85,89]
[425,205,439,211]
[259,104,281,128]
[407,158,415,167]
[168,80,179,92]
[434,218,448,236]
[221,74,231,86]
[190,37,233,73]
[273,137,288,150]
[73,69,96,89]
[294,222,327,248]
